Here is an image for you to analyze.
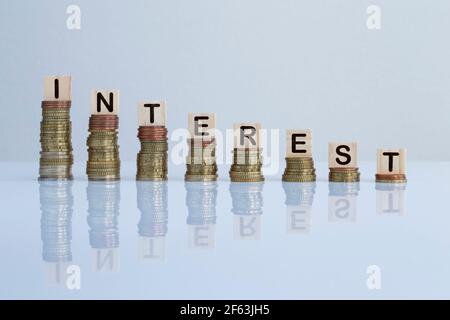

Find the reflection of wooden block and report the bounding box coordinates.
[286,129,312,157]
[44,76,71,101]
[328,196,357,222]
[376,188,405,216]
[90,90,119,115]
[138,101,166,126]
[233,216,261,240]
[138,236,165,260]
[328,142,357,168]
[286,205,310,234]
[188,225,215,248]
[188,113,216,138]
[377,148,406,174]
[233,123,261,149]
[93,248,119,272]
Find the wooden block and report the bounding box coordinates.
[43,76,71,101]
[233,123,261,149]
[377,148,406,174]
[286,129,312,157]
[138,101,166,126]
[188,113,216,138]
[90,90,119,115]
[328,142,358,168]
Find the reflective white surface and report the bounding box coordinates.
[0,162,449,299]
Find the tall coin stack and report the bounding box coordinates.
[185,138,218,181]
[136,126,168,180]
[185,113,217,182]
[39,76,73,180]
[328,142,360,183]
[136,101,168,181]
[282,130,316,182]
[86,90,120,181]
[229,123,264,182]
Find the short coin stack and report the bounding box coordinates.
[329,167,360,183]
[282,157,316,182]
[39,100,73,180]
[136,126,168,181]
[375,174,407,184]
[229,149,264,182]
[86,115,120,181]
[185,138,218,182]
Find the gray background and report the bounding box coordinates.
[1,0,449,162]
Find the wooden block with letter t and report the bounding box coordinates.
[138,101,166,126]
[377,148,406,174]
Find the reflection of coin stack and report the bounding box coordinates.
[86,115,120,181]
[229,149,264,182]
[137,181,168,239]
[87,181,120,250]
[329,182,360,197]
[282,182,316,207]
[39,77,73,180]
[185,182,218,225]
[136,126,168,181]
[40,180,73,263]
[230,182,264,216]
[185,138,218,182]
[282,182,316,234]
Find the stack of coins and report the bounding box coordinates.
[39,180,73,263]
[86,115,120,180]
[229,149,264,182]
[185,138,218,182]
[87,181,120,250]
[282,157,316,182]
[136,126,168,181]
[39,101,73,180]
[329,168,360,182]
[185,181,218,225]
[137,181,168,238]
[375,173,407,184]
